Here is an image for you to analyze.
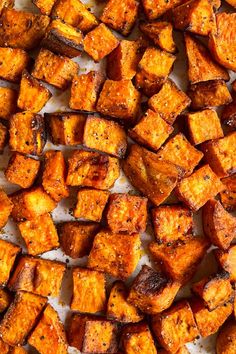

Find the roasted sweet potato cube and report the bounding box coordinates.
[202,132,236,178]
[149,235,209,283]
[0,48,30,83]
[5,153,40,189]
[107,281,144,323]
[135,47,176,97]
[67,313,89,350]
[188,80,232,110]
[33,0,56,15]
[216,320,236,354]
[32,49,78,90]
[17,71,51,113]
[123,144,179,206]
[184,34,229,84]
[214,245,236,282]
[192,272,233,310]
[0,338,9,353]
[71,267,106,313]
[129,109,173,151]
[0,122,7,153]
[0,291,47,346]
[173,0,215,36]
[140,21,176,54]
[203,199,236,250]
[100,0,139,36]
[190,297,233,337]
[10,187,56,221]
[0,288,11,313]
[84,24,119,62]
[148,79,191,125]
[0,239,20,286]
[0,0,14,13]
[151,300,199,353]
[152,205,193,244]
[88,229,141,280]
[220,175,236,212]
[47,112,86,146]
[28,304,67,354]
[128,265,180,314]
[83,116,127,158]
[159,346,190,354]
[8,256,65,297]
[18,213,59,256]
[70,71,104,112]
[176,165,224,211]
[9,112,46,156]
[10,347,28,354]
[59,222,99,258]
[51,0,98,33]
[66,149,120,189]
[142,0,182,20]
[106,193,147,234]
[0,190,13,229]
[222,95,236,128]
[74,189,109,222]
[0,8,50,50]
[122,323,157,354]
[0,87,17,120]
[209,13,236,71]
[97,79,141,122]
[107,39,145,81]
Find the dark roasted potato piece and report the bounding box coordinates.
[142,0,182,20]
[222,95,236,128]
[0,87,17,120]
[220,175,236,212]
[0,122,7,153]
[216,320,236,354]
[214,245,236,282]
[0,48,30,83]
[0,0,14,13]
[122,323,157,354]
[0,288,11,313]
[0,189,13,229]
[33,0,56,15]
[0,239,20,286]
[140,21,176,53]
[0,338,9,353]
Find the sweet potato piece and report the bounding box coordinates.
[9,112,46,156]
[149,236,209,283]
[203,199,236,250]
[0,289,11,313]
[0,0,14,13]
[0,8,50,50]
[74,189,109,222]
[173,0,215,36]
[100,0,139,36]
[28,304,67,354]
[0,338,9,353]
[202,132,236,178]
[59,222,99,258]
[151,300,199,353]
[5,153,40,189]
[0,87,17,120]
[129,109,173,151]
[148,80,190,125]
[84,24,119,62]
[51,0,98,33]
[0,48,30,83]
[220,175,236,212]
[142,0,182,20]
[152,205,193,244]
[140,21,176,54]
[83,116,127,158]
[107,281,144,323]
[216,320,236,354]
[9,347,27,354]
[159,347,190,354]
[209,13,236,71]
[214,245,236,282]
[123,144,179,206]
[97,79,141,122]
[8,256,65,297]
[10,187,56,222]
[0,291,47,346]
[187,109,223,145]
[42,19,83,58]
[176,165,224,211]
[0,239,20,286]
[32,49,78,90]
[121,323,157,354]
[128,265,180,314]
[88,229,141,280]
[106,193,147,234]
[188,80,232,110]
[71,267,106,313]
[33,0,56,15]
[70,71,104,112]
[190,297,233,337]
[0,190,13,229]
[135,47,176,97]
[0,122,7,153]
[67,314,95,350]
[185,34,229,84]
[222,95,236,128]
[66,150,120,189]
[18,213,59,256]
[192,272,233,310]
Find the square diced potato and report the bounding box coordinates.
[0,239,20,286]
[32,0,56,15]
[122,323,157,354]
[214,245,236,282]
[142,0,182,20]
[216,320,236,354]
[9,346,28,354]
[220,175,236,212]
[0,48,30,83]
[0,122,7,154]
[0,288,11,313]
[0,87,17,120]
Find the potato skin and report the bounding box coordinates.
[216,320,236,354]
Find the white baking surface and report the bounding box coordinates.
[0,0,235,353]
